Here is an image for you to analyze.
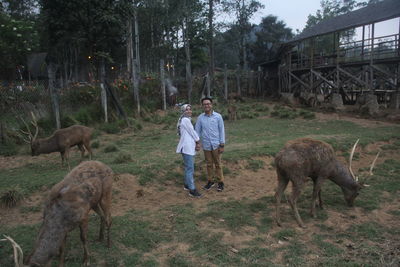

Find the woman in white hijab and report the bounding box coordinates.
[176,104,202,197]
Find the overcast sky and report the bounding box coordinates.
[250,0,398,37]
[251,0,322,32]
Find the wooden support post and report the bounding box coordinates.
[370,23,375,91]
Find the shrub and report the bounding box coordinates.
[62,85,99,107]
[100,122,121,134]
[299,109,316,120]
[91,141,100,149]
[113,152,132,164]
[0,142,18,156]
[0,186,24,208]
[271,106,298,119]
[104,144,118,153]
[74,108,93,125]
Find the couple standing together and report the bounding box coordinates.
[176,97,225,198]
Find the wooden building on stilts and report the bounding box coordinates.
[278,0,400,108]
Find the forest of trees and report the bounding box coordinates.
[0,0,377,91]
[0,0,292,82]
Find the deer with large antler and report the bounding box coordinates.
[20,112,93,169]
[274,138,379,228]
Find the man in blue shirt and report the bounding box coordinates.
[195,97,226,191]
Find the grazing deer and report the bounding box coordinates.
[20,113,93,168]
[26,161,113,267]
[274,138,377,228]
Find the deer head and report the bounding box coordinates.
[345,139,380,206]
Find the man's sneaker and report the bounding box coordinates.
[203,181,215,190]
[184,184,190,191]
[189,189,202,198]
[217,182,224,192]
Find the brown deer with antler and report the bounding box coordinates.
[274,138,378,228]
[20,113,93,168]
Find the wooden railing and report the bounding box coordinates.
[289,33,400,70]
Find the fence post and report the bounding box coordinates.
[48,62,60,129]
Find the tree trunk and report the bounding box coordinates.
[224,64,228,101]
[236,64,241,96]
[133,59,140,114]
[208,0,215,95]
[134,8,140,74]
[100,59,108,122]
[183,19,193,104]
[48,63,60,129]
[160,59,166,110]
[127,19,132,76]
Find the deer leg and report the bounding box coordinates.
[58,234,67,267]
[318,190,324,210]
[78,144,85,161]
[92,204,105,242]
[275,172,289,227]
[100,190,112,248]
[289,179,305,228]
[79,217,90,266]
[60,151,65,167]
[64,148,71,170]
[311,179,324,218]
[83,140,92,160]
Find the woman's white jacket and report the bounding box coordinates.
[176,117,200,156]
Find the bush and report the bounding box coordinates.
[0,142,18,156]
[104,144,118,153]
[0,186,24,208]
[91,141,100,149]
[74,108,93,125]
[100,122,121,134]
[62,85,99,107]
[271,106,299,119]
[113,152,132,164]
[299,109,316,120]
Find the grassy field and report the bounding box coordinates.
[1,101,399,266]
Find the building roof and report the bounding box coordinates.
[287,0,400,43]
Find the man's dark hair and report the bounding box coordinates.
[201,97,213,104]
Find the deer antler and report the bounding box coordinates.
[369,151,380,176]
[0,235,24,267]
[349,139,359,181]
[19,112,39,144]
